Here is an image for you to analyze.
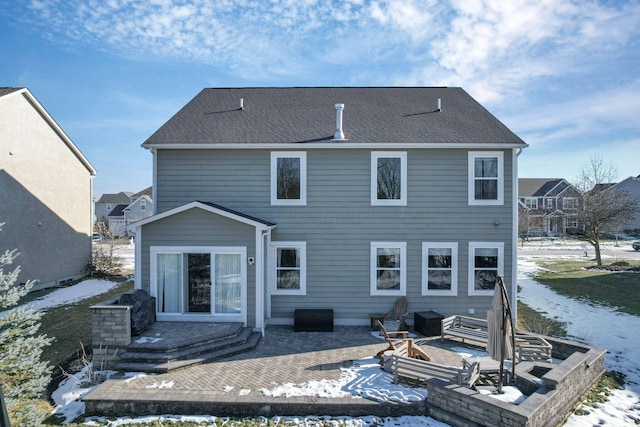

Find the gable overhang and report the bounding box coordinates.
[135,200,276,231]
[142,141,528,150]
[2,88,97,176]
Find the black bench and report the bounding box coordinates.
[294,309,333,332]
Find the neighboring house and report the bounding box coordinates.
[605,175,640,233]
[124,187,153,236]
[107,204,128,237]
[95,187,153,237]
[134,87,528,332]
[0,87,96,290]
[518,178,582,237]
[94,191,133,230]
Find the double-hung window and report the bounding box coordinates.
[468,242,504,296]
[371,242,406,296]
[271,152,306,205]
[524,198,537,209]
[371,152,407,206]
[422,242,458,296]
[270,242,306,295]
[468,151,503,205]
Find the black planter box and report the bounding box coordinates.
[294,309,334,332]
[414,310,444,337]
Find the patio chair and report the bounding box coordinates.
[382,296,409,331]
[376,320,431,361]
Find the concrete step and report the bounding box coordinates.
[118,328,254,363]
[114,332,261,373]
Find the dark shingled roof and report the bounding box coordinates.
[0,87,23,97]
[518,178,567,197]
[142,87,527,146]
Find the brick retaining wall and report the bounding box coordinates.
[425,342,607,427]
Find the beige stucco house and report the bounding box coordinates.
[0,87,97,290]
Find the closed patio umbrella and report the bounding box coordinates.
[486,275,515,393]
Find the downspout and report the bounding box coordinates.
[512,148,524,320]
[151,148,158,215]
[256,227,272,337]
[134,225,142,289]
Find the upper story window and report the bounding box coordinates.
[270,242,306,295]
[371,152,407,206]
[468,242,504,296]
[271,152,306,206]
[563,197,577,209]
[422,242,458,296]
[370,242,406,296]
[545,198,554,209]
[524,198,537,209]
[140,199,147,211]
[468,152,503,205]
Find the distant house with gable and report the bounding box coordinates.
[518,178,582,237]
[0,87,96,290]
[95,191,133,230]
[95,187,153,237]
[604,175,640,233]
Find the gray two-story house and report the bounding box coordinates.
[134,87,527,333]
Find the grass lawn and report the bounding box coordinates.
[39,279,133,368]
[533,259,640,316]
[517,300,567,337]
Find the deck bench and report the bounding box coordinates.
[390,354,480,388]
[441,315,489,344]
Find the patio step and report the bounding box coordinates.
[114,325,261,373]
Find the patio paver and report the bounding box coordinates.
[83,325,464,418]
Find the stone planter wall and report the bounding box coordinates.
[425,343,607,427]
[90,297,132,369]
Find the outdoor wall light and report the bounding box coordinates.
[493,219,500,226]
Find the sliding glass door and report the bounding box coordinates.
[151,247,246,321]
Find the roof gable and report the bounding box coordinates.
[0,87,97,175]
[135,201,276,230]
[142,87,527,147]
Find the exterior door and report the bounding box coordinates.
[151,246,247,323]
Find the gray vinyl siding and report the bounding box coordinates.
[140,207,257,326]
[154,148,515,324]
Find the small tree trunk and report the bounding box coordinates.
[594,241,603,266]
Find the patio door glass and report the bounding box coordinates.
[187,253,211,313]
[214,253,241,314]
[156,254,181,313]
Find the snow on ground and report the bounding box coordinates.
[41,240,640,425]
[518,257,640,426]
[0,279,119,318]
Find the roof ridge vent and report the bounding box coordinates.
[332,103,346,140]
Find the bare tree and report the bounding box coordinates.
[574,156,639,265]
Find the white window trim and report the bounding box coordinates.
[149,246,247,320]
[370,242,407,296]
[269,242,307,295]
[270,151,307,206]
[468,151,504,206]
[564,197,577,209]
[524,197,537,209]
[371,151,407,206]
[422,242,458,296]
[468,242,504,296]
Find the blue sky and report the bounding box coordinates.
[1,0,638,198]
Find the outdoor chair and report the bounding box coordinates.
[376,320,431,361]
[382,296,409,331]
